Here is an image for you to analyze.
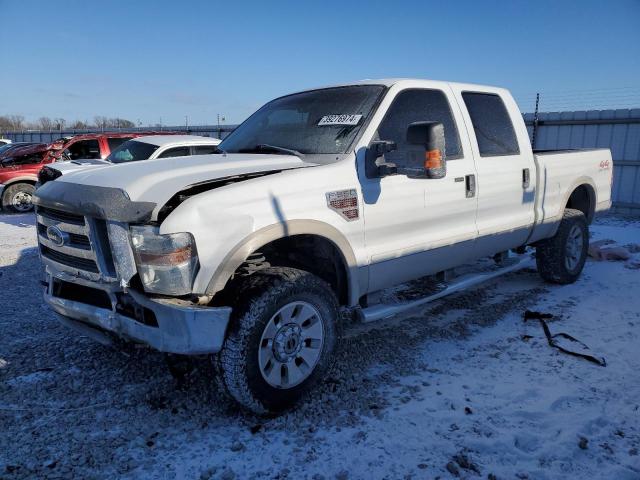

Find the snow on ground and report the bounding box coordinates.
[0,212,639,479]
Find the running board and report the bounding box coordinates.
[361,255,534,323]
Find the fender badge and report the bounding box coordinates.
[326,189,359,221]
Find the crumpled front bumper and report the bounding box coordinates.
[44,267,232,354]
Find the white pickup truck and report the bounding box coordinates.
[34,79,612,414]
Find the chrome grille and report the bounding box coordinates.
[37,206,85,225]
[36,206,115,281]
[37,223,91,250]
[40,245,99,273]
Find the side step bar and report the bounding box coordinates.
[361,255,534,323]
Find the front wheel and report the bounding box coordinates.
[2,183,35,213]
[536,208,589,284]
[218,267,338,414]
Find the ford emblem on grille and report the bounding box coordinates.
[46,226,69,247]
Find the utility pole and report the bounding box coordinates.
[185,115,189,130]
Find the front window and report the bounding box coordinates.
[219,85,385,157]
[107,140,159,163]
[376,89,463,163]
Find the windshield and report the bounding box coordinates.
[107,140,159,164]
[219,85,385,156]
[0,144,17,155]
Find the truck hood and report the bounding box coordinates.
[49,158,111,175]
[0,142,48,159]
[56,153,316,205]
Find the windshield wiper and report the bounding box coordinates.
[239,144,305,159]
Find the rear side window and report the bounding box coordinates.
[377,89,462,162]
[462,92,520,157]
[193,145,219,155]
[157,146,190,158]
[107,137,131,152]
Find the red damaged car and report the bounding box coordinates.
[0,132,167,212]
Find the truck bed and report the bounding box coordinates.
[529,148,613,243]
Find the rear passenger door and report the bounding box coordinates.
[454,89,536,254]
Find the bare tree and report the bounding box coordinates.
[110,118,135,128]
[53,118,66,130]
[1,115,26,130]
[1,114,138,133]
[69,120,89,129]
[93,116,108,130]
[37,116,54,130]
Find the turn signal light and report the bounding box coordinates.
[425,149,442,169]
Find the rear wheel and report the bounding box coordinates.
[218,267,339,414]
[536,208,589,284]
[2,183,35,213]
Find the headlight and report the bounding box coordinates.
[130,226,198,296]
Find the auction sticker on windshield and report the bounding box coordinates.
[318,114,363,126]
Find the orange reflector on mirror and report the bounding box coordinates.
[425,149,442,169]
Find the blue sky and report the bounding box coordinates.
[1,0,639,125]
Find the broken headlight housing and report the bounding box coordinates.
[129,226,199,296]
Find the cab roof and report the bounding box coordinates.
[295,78,509,95]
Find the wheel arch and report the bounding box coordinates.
[3,176,38,187]
[563,178,597,224]
[205,220,362,306]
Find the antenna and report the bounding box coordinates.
[531,93,540,149]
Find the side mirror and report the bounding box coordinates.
[400,121,447,179]
[365,140,397,178]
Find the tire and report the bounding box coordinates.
[536,208,589,284]
[1,183,35,213]
[218,267,339,415]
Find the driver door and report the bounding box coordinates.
[360,87,479,292]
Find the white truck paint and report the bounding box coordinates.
[34,79,612,414]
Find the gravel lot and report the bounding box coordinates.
[1,213,639,479]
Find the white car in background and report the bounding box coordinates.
[0,138,12,145]
[37,135,221,185]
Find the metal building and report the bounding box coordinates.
[524,109,639,215]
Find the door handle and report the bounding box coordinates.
[465,174,476,198]
[523,168,530,189]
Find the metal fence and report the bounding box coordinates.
[1,125,238,144]
[3,110,639,215]
[524,109,640,215]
